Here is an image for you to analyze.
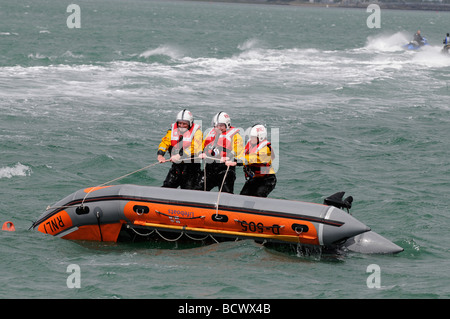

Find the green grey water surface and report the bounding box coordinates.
[1,0,450,299]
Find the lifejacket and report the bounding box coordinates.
[244,140,275,177]
[204,127,240,158]
[170,122,201,156]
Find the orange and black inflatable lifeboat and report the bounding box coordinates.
[31,185,403,254]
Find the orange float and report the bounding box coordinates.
[2,221,15,231]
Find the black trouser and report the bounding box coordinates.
[162,163,201,190]
[198,163,236,194]
[240,174,277,198]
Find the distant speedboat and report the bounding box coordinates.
[403,38,429,50]
[30,185,403,254]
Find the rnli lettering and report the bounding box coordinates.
[238,220,281,235]
[43,216,65,234]
[37,210,72,236]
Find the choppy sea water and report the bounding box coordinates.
[1,0,450,299]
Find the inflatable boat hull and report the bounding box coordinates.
[31,185,402,254]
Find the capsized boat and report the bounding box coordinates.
[30,185,403,254]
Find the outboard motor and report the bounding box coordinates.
[324,191,353,213]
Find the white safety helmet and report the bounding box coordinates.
[212,112,231,129]
[249,124,267,141]
[176,109,194,127]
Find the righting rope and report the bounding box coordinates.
[187,154,233,219]
[203,158,207,191]
[44,154,234,230]
[215,164,230,218]
[46,155,205,211]
[45,160,166,211]
[80,155,218,207]
[80,161,163,207]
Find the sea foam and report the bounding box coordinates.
[364,32,410,52]
[0,163,32,179]
[139,44,183,60]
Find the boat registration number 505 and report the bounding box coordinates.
[236,220,281,235]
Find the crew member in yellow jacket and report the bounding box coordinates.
[157,109,203,189]
[227,124,276,197]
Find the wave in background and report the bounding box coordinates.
[2,33,450,121]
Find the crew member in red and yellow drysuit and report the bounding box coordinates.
[157,109,203,189]
[198,112,243,193]
[227,124,276,197]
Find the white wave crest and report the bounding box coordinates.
[364,32,410,52]
[412,45,450,67]
[61,51,84,59]
[0,163,32,179]
[27,53,49,60]
[1,32,19,36]
[237,38,262,51]
[139,45,182,59]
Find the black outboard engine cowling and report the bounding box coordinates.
[324,191,353,213]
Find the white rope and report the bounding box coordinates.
[46,204,79,211]
[44,154,233,239]
[200,155,232,218]
[203,158,207,191]
[80,155,208,207]
[127,225,155,237]
[214,164,230,218]
[129,224,217,243]
[202,154,224,192]
[46,154,212,212]
[184,232,210,241]
[155,229,184,242]
[209,234,219,244]
[45,161,167,211]
[80,161,163,207]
